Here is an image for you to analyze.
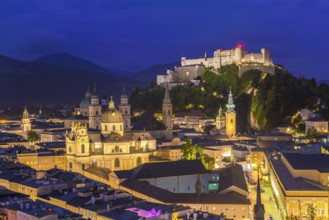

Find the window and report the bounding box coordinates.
[96,111,98,115]
[82,164,85,170]
[69,147,72,153]
[120,125,122,131]
[115,146,120,152]
[113,125,116,131]
[187,186,190,190]
[105,125,108,131]
[69,162,72,169]
[81,144,85,153]
[114,158,120,168]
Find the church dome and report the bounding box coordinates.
[101,98,123,123]
[80,98,91,108]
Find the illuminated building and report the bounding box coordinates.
[17,150,67,171]
[259,150,329,219]
[21,108,31,133]
[66,98,156,174]
[225,88,236,138]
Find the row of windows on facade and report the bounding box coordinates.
[104,125,123,131]
[69,145,127,153]
[68,157,142,169]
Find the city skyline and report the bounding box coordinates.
[0,0,329,79]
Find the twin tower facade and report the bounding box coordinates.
[75,86,131,131]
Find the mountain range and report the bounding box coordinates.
[0,53,176,106]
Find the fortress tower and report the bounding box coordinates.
[118,86,132,130]
[88,85,102,129]
[225,88,236,137]
[21,107,31,132]
[162,84,173,139]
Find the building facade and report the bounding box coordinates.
[225,89,236,137]
[66,98,156,173]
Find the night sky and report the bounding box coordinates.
[0,0,328,80]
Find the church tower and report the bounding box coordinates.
[66,123,90,172]
[118,85,131,130]
[162,84,173,139]
[216,105,225,130]
[21,107,31,132]
[225,88,236,137]
[88,85,102,130]
[254,168,265,220]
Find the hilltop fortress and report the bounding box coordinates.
[157,44,275,87]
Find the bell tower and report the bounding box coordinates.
[88,84,102,130]
[216,105,225,130]
[21,107,31,132]
[162,84,173,139]
[225,88,236,137]
[118,85,131,130]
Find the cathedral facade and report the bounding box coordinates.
[66,98,156,173]
[73,85,131,130]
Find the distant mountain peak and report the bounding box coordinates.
[35,52,109,74]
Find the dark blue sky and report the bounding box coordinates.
[0,0,328,80]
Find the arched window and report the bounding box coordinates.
[82,164,85,170]
[114,158,120,168]
[125,110,127,114]
[105,125,108,131]
[120,125,122,131]
[137,157,142,166]
[96,111,99,115]
[69,162,72,169]
[68,147,72,153]
[113,125,116,131]
[168,110,170,115]
[81,144,85,153]
[231,119,233,123]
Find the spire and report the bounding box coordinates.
[23,107,29,119]
[195,174,202,195]
[121,84,128,100]
[226,87,235,113]
[163,83,171,104]
[108,96,115,110]
[93,84,97,94]
[85,86,91,98]
[91,84,98,100]
[216,105,225,121]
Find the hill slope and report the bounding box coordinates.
[0,55,139,105]
[131,62,180,83]
[35,53,131,76]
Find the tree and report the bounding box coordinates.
[27,130,39,143]
[306,127,320,142]
[180,138,214,170]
